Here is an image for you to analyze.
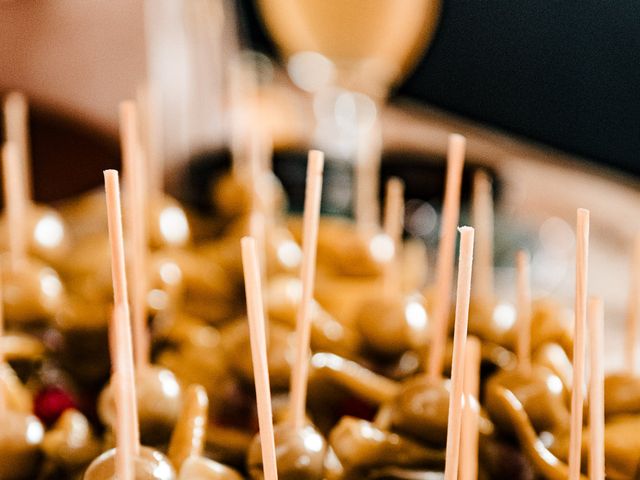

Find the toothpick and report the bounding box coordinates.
[568,208,590,480]
[588,297,604,480]
[248,128,270,285]
[289,150,324,431]
[111,305,139,480]
[3,92,32,201]
[241,237,278,480]
[2,143,28,270]
[471,170,494,300]
[120,101,149,368]
[428,134,466,380]
[443,226,475,480]
[625,234,640,374]
[355,122,382,235]
[228,57,257,181]
[383,177,405,297]
[104,170,141,476]
[516,250,532,374]
[0,273,5,419]
[460,335,481,480]
[136,84,165,207]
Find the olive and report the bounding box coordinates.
[178,456,243,480]
[0,410,44,480]
[98,365,182,446]
[1,205,70,266]
[329,416,445,474]
[41,408,101,472]
[83,446,176,480]
[247,422,327,480]
[485,366,569,436]
[354,292,429,358]
[1,256,63,330]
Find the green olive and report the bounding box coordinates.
[53,296,110,387]
[152,249,236,325]
[83,446,176,480]
[0,411,44,480]
[222,320,294,390]
[389,375,450,447]
[178,456,243,480]
[485,366,569,435]
[42,409,101,472]
[329,416,445,474]
[266,275,361,356]
[354,293,428,357]
[1,205,70,266]
[604,373,640,418]
[247,422,327,480]
[98,366,182,446]
[492,386,585,480]
[1,256,63,330]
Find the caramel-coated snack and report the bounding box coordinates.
[83,446,176,480]
[247,422,327,480]
[0,410,45,480]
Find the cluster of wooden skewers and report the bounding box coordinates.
[1,88,640,480]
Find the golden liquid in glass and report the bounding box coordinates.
[256,0,441,93]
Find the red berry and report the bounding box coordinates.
[34,386,77,426]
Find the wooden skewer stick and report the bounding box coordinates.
[248,127,271,285]
[428,134,466,380]
[355,122,382,235]
[241,237,278,480]
[104,171,141,479]
[2,143,28,270]
[471,170,494,300]
[383,177,405,297]
[459,335,481,480]
[120,101,150,368]
[625,234,640,374]
[568,208,590,480]
[111,305,139,480]
[136,84,165,207]
[289,151,324,431]
[588,296,604,480]
[3,92,33,201]
[443,226,475,480]
[0,273,5,418]
[516,250,532,374]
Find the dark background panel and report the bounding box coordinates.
[237,0,640,175]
